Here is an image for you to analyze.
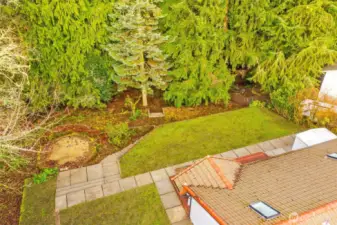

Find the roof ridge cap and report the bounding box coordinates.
[207,157,235,190]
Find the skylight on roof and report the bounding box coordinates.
[327,153,337,159]
[249,202,280,219]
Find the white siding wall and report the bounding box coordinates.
[320,71,337,100]
[190,198,219,225]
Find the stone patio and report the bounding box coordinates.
[55,133,296,224]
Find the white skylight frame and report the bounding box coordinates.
[327,153,337,159]
[249,201,280,219]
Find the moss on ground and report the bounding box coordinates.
[120,107,302,177]
[19,178,56,225]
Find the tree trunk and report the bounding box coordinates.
[224,0,229,31]
[142,86,148,107]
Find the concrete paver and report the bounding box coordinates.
[119,176,137,191]
[279,135,295,146]
[220,150,237,158]
[85,186,103,201]
[166,206,188,223]
[165,166,176,177]
[70,167,87,185]
[151,169,168,182]
[258,141,275,152]
[55,195,67,210]
[87,164,103,181]
[270,138,287,149]
[246,144,263,154]
[67,190,86,207]
[155,178,175,195]
[233,147,250,157]
[102,181,121,196]
[102,162,119,177]
[172,219,193,225]
[160,192,181,209]
[135,172,153,186]
[273,148,287,156]
[57,170,70,188]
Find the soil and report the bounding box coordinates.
[47,135,93,165]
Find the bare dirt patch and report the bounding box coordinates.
[47,135,94,165]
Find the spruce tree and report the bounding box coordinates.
[162,0,234,107]
[105,0,169,107]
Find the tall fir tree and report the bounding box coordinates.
[105,0,169,107]
[162,0,234,107]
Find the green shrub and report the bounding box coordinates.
[270,87,296,119]
[33,168,58,184]
[85,52,116,103]
[106,123,133,147]
[249,100,266,108]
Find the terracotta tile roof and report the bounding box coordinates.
[176,139,337,225]
[172,156,241,190]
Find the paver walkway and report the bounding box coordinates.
[55,134,296,224]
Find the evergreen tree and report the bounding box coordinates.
[162,0,234,107]
[105,0,169,107]
[21,0,113,110]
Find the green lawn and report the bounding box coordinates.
[60,184,170,225]
[19,178,56,225]
[120,107,302,177]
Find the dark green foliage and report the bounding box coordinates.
[105,0,169,106]
[21,0,113,110]
[85,52,116,103]
[33,168,58,184]
[163,0,234,107]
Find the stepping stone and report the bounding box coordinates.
[67,190,85,207]
[85,186,103,201]
[160,192,181,209]
[155,178,175,195]
[55,195,67,210]
[270,138,287,149]
[233,147,250,157]
[119,177,137,191]
[103,162,119,177]
[246,145,263,154]
[258,141,275,152]
[151,169,168,182]
[135,172,153,187]
[70,167,87,185]
[57,170,70,188]
[166,206,187,223]
[87,164,103,181]
[220,150,237,159]
[272,148,286,156]
[102,181,121,196]
[165,167,176,177]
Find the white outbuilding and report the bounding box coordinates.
[319,63,337,100]
[292,128,337,151]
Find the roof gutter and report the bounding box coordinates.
[180,185,228,225]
